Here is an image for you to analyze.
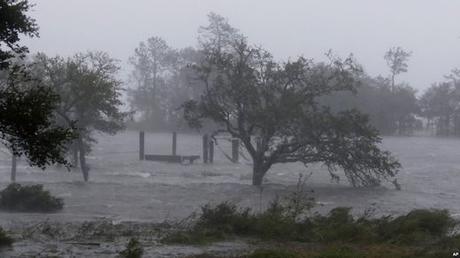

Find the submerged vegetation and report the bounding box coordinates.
[0,183,63,212]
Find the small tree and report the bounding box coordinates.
[184,17,400,186]
[34,52,125,181]
[384,47,411,91]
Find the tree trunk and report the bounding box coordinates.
[11,154,16,182]
[78,137,89,182]
[72,142,79,168]
[252,163,268,186]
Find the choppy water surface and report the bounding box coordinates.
[1,131,460,256]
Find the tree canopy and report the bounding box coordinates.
[0,0,74,169]
[33,52,126,180]
[0,0,38,69]
[183,14,401,187]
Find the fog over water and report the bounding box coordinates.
[25,0,460,92]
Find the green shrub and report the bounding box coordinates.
[0,183,63,212]
[379,209,456,244]
[247,249,302,258]
[119,238,143,258]
[0,227,13,247]
[162,197,459,249]
[197,202,254,235]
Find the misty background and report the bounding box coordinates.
[24,0,460,92]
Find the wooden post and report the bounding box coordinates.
[172,132,177,156]
[139,131,145,161]
[232,138,239,163]
[11,154,16,182]
[209,140,214,164]
[203,134,209,164]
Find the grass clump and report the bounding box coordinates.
[0,227,13,247]
[0,183,63,212]
[379,209,456,244]
[119,238,143,258]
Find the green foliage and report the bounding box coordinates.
[33,52,126,180]
[0,1,75,168]
[377,209,456,245]
[0,183,63,212]
[119,238,143,258]
[0,65,75,168]
[0,227,13,247]
[163,190,316,244]
[188,245,419,258]
[0,0,38,69]
[164,197,458,252]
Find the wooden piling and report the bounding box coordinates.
[139,131,145,160]
[209,140,214,163]
[203,134,209,163]
[172,132,177,156]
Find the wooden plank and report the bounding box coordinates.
[144,154,182,163]
[203,134,209,163]
[209,140,214,163]
[144,154,200,164]
[184,155,200,164]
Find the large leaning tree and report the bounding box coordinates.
[0,0,74,169]
[183,15,400,186]
[32,52,126,181]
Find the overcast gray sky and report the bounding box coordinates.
[25,0,460,92]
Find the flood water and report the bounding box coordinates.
[0,131,459,256]
[1,131,459,224]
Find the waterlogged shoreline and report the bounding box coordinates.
[0,219,251,257]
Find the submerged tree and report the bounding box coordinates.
[183,15,400,186]
[0,0,74,170]
[33,52,126,181]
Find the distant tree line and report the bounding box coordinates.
[420,69,460,136]
[126,20,457,138]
